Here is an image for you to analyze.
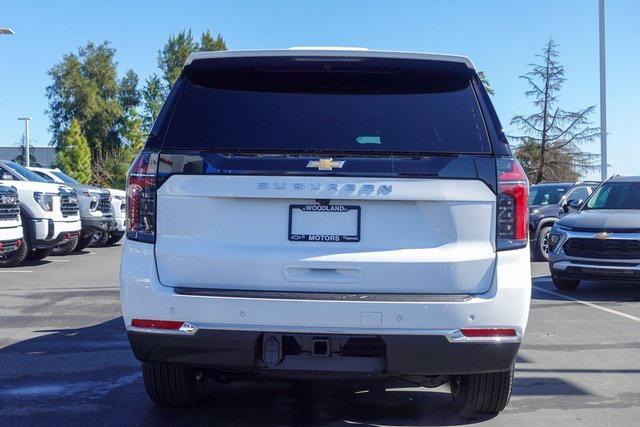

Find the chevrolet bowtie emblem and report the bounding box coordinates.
[306,158,345,171]
[594,232,610,240]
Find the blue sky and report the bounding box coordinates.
[1,0,638,178]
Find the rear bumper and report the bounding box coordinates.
[127,329,520,375]
[120,239,531,375]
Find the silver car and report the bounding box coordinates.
[548,175,640,290]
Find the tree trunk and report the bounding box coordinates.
[535,43,552,184]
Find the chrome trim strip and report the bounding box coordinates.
[551,260,640,272]
[127,322,197,336]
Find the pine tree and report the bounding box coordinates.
[510,38,599,183]
[477,71,494,96]
[200,30,227,51]
[56,119,92,184]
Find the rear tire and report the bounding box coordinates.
[142,362,207,407]
[52,236,79,255]
[552,275,580,290]
[532,226,552,261]
[90,230,110,247]
[106,231,124,246]
[0,239,28,267]
[27,247,53,261]
[451,365,514,415]
[74,234,93,252]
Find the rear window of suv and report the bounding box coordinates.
[158,56,491,155]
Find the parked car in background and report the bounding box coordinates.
[529,181,600,260]
[103,188,125,246]
[548,175,640,290]
[28,167,116,252]
[0,185,27,266]
[121,49,532,415]
[0,160,81,259]
[91,188,125,247]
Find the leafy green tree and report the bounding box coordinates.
[514,137,597,183]
[158,30,199,88]
[56,119,93,184]
[46,41,141,163]
[141,74,164,132]
[510,38,599,183]
[144,29,227,131]
[157,29,228,89]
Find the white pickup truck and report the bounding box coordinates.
[28,167,116,252]
[0,160,81,260]
[0,185,27,266]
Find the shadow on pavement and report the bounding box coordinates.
[0,317,591,426]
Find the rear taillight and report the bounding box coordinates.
[497,158,528,251]
[126,151,158,243]
[460,328,517,337]
[131,319,185,330]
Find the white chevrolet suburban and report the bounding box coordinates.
[0,160,81,260]
[0,185,27,266]
[121,49,531,415]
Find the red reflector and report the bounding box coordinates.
[131,319,184,330]
[460,328,517,337]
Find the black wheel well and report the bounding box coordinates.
[535,218,557,238]
[18,204,36,245]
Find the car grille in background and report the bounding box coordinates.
[0,191,20,221]
[564,238,640,260]
[98,193,112,215]
[59,191,79,218]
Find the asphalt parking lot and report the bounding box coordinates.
[1,246,639,426]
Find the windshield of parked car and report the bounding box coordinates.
[529,185,570,205]
[52,171,81,186]
[4,161,48,183]
[585,181,640,210]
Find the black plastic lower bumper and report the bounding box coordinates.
[127,330,519,376]
[0,238,23,255]
[32,231,80,250]
[81,217,117,236]
[553,264,640,282]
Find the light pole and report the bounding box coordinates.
[18,117,32,167]
[599,0,608,180]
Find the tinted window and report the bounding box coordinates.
[161,58,490,155]
[529,185,570,205]
[585,182,640,209]
[4,162,47,182]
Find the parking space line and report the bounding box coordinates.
[534,286,640,322]
[0,270,33,273]
[47,259,70,262]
